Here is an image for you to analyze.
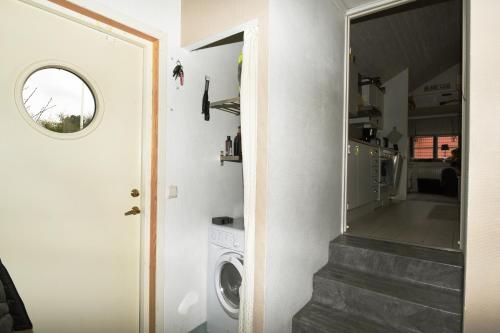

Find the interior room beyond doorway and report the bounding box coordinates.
[345,0,463,251]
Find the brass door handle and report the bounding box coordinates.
[125,206,141,216]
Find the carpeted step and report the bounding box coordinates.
[329,235,463,291]
[313,263,462,333]
[292,301,412,333]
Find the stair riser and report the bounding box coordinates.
[312,276,462,333]
[329,243,463,291]
[292,303,413,333]
[292,320,327,333]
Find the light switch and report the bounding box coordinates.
[168,185,178,199]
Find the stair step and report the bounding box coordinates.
[330,235,463,291]
[293,301,411,333]
[313,264,462,333]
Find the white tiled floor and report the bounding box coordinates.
[347,195,461,250]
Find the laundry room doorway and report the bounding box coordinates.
[182,22,260,333]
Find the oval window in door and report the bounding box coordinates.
[22,67,96,133]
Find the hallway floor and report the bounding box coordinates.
[347,197,461,250]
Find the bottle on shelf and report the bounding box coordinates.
[234,126,241,158]
[225,136,233,156]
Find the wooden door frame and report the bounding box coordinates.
[18,1,164,332]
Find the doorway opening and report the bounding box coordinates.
[174,23,259,333]
[344,0,464,251]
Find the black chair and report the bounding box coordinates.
[441,168,459,197]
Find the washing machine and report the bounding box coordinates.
[207,218,244,333]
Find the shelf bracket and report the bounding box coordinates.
[220,151,242,166]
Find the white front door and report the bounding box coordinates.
[0,1,145,332]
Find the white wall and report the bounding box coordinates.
[409,64,461,137]
[463,0,500,331]
[412,63,460,96]
[381,69,409,200]
[265,0,346,332]
[77,1,244,332]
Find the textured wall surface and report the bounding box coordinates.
[180,0,267,47]
[463,0,500,332]
[265,0,346,331]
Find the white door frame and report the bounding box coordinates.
[16,1,166,332]
[340,0,468,251]
[459,0,469,252]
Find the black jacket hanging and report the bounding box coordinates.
[202,76,210,121]
[0,260,32,331]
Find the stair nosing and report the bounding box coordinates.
[332,235,464,268]
[338,262,462,293]
[332,243,463,269]
[314,263,463,315]
[294,301,418,333]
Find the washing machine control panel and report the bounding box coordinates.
[210,227,245,252]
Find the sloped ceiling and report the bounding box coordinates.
[350,0,462,91]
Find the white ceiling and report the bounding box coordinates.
[341,0,380,9]
[350,0,462,90]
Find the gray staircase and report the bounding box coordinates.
[293,235,464,333]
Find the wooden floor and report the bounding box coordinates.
[347,195,461,250]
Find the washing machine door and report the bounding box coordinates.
[214,252,244,319]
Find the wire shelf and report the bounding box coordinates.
[210,97,240,115]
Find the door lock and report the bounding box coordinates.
[131,189,140,197]
[125,206,141,216]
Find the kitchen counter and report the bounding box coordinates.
[347,139,380,211]
[349,138,379,148]
[349,138,400,154]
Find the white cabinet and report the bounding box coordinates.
[349,56,359,117]
[357,143,375,206]
[347,143,358,209]
[412,90,459,109]
[347,141,379,210]
[361,85,384,112]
